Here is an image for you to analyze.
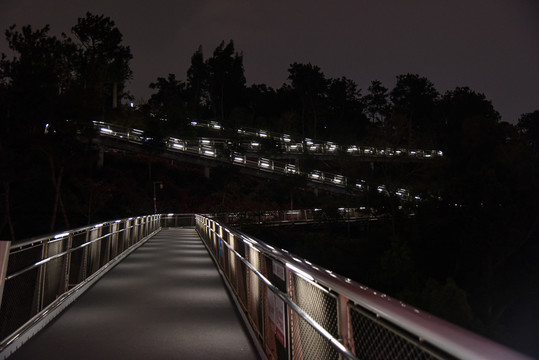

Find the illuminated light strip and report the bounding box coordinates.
[93,121,425,200]
[54,232,69,239]
[286,263,314,282]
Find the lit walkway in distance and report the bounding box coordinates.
[8,228,261,360]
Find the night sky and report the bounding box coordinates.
[1,0,538,124]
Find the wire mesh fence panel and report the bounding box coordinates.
[289,307,341,360]
[348,303,453,360]
[289,273,341,360]
[0,268,40,341]
[290,272,340,337]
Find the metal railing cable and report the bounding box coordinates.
[195,213,533,360]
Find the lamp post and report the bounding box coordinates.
[153,181,163,214]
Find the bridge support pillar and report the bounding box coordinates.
[204,166,211,179]
[98,146,105,168]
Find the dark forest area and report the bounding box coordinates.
[1,13,538,357]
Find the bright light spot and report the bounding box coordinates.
[285,164,297,174]
[286,263,314,281]
[54,232,69,239]
[100,127,113,134]
[259,158,272,168]
[130,102,134,107]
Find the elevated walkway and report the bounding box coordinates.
[7,228,260,359]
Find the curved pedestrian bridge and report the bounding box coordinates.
[0,214,532,360]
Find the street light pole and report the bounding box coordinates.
[153,181,163,214]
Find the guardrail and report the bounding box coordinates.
[208,207,390,227]
[92,121,425,201]
[189,119,444,159]
[195,214,532,360]
[0,215,161,358]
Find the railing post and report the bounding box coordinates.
[35,241,49,313]
[62,234,73,293]
[0,241,11,312]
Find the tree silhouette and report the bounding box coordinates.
[71,12,132,117]
[287,62,327,139]
[364,80,391,126]
[206,41,246,126]
[390,74,439,147]
[517,110,539,158]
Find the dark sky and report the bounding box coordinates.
[1,0,538,124]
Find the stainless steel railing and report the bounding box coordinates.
[195,214,532,360]
[1,213,531,359]
[0,214,161,358]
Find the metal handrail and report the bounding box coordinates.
[0,214,162,358]
[195,214,532,360]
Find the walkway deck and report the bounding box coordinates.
[8,228,261,359]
